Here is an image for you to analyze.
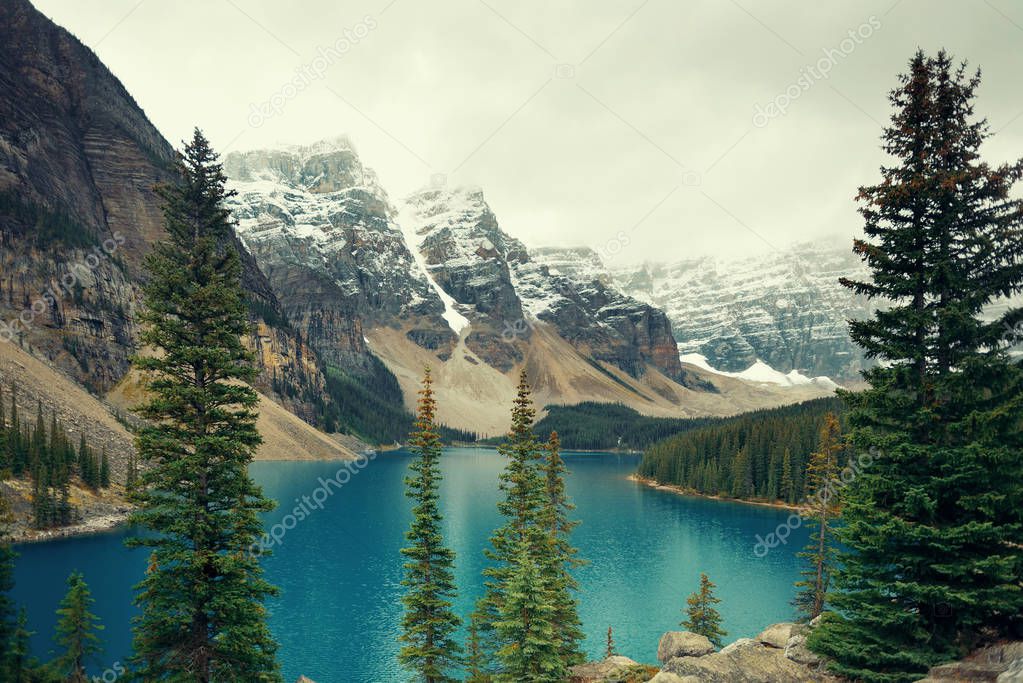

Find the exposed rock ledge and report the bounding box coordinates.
[571,623,1023,683]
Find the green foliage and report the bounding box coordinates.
[809,50,1023,682]
[464,612,492,683]
[523,402,717,451]
[318,359,477,445]
[128,129,281,681]
[478,372,577,682]
[493,541,561,682]
[51,572,104,682]
[0,386,104,529]
[792,414,843,621]
[0,494,19,680]
[637,397,846,502]
[245,296,291,331]
[399,370,463,681]
[682,573,727,648]
[537,431,585,666]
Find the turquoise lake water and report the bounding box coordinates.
[13,448,810,681]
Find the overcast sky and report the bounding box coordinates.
[32,0,1023,263]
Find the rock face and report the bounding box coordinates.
[658,631,716,662]
[224,140,453,375]
[757,622,797,649]
[662,637,834,682]
[0,0,330,429]
[227,160,716,405]
[611,246,873,381]
[920,641,1023,683]
[522,247,712,390]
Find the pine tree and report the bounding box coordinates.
[125,453,139,492]
[793,413,842,621]
[478,374,546,653]
[605,626,616,659]
[128,129,281,682]
[0,494,20,680]
[493,540,560,682]
[779,449,795,503]
[465,611,491,683]
[52,571,104,682]
[537,431,585,667]
[810,50,1023,682]
[8,608,36,683]
[398,369,462,682]
[98,449,110,489]
[682,573,727,648]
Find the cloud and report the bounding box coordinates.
[34,0,1023,262]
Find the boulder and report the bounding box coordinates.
[784,634,821,666]
[646,673,694,683]
[757,623,796,649]
[295,678,317,683]
[664,637,835,682]
[570,655,649,683]
[658,631,716,662]
[920,642,1023,683]
[998,657,1023,682]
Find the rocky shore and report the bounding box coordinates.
[570,622,1023,683]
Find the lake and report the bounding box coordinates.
[13,448,810,681]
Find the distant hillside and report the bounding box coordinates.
[520,402,718,451]
[637,397,847,504]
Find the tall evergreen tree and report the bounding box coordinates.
[479,372,564,681]
[779,449,795,504]
[8,608,36,683]
[604,626,616,659]
[398,369,462,682]
[493,540,560,683]
[810,50,1023,682]
[51,571,103,682]
[464,612,491,683]
[0,493,20,680]
[128,129,280,682]
[682,573,727,648]
[537,431,585,667]
[98,449,110,489]
[793,413,842,621]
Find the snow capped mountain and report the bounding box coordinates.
[611,246,873,381]
[221,140,734,431]
[224,139,453,369]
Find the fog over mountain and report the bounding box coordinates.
[31,0,1023,263]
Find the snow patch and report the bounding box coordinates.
[397,205,470,335]
[680,353,838,389]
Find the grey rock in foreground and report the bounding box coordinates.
[919,641,1023,682]
[661,635,834,682]
[757,622,797,649]
[658,631,716,663]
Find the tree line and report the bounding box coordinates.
[0,387,113,529]
[516,402,719,451]
[636,397,846,504]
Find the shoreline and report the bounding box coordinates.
[13,511,132,544]
[628,474,804,512]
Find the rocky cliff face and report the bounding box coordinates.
[224,139,453,375]
[0,0,330,424]
[400,187,705,386]
[611,247,873,381]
